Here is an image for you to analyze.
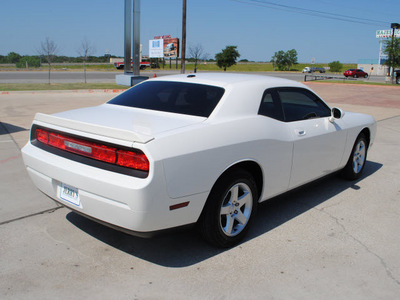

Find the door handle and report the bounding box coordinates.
[296,129,306,136]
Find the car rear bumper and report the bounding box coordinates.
[22,142,207,234]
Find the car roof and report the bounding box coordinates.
[148,72,307,90]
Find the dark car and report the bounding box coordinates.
[395,70,400,84]
[344,69,368,78]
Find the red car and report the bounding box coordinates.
[344,69,368,78]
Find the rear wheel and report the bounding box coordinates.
[341,133,368,180]
[364,74,368,78]
[396,76,400,84]
[198,169,258,248]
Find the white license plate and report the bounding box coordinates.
[59,183,80,206]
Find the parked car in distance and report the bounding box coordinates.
[344,69,368,78]
[395,70,400,84]
[21,73,377,248]
[302,67,326,73]
[114,61,151,70]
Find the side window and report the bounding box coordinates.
[278,88,331,122]
[258,89,284,121]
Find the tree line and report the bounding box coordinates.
[0,52,117,67]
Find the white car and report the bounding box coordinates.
[22,73,377,247]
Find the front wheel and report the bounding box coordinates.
[341,133,368,180]
[198,169,258,248]
[354,74,358,78]
[396,76,400,84]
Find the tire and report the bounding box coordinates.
[364,74,368,78]
[353,74,358,78]
[198,169,258,248]
[396,76,400,84]
[341,133,368,180]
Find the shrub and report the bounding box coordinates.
[16,56,41,68]
[328,61,343,73]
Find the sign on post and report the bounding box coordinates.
[376,29,400,38]
[149,39,164,58]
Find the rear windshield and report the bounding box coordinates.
[108,81,225,117]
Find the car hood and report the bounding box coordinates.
[34,104,206,144]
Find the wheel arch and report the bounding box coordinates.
[360,127,371,149]
[213,160,263,201]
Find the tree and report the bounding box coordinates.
[78,38,96,83]
[38,37,58,84]
[271,49,298,71]
[189,44,207,73]
[16,56,41,68]
[383,37,400,84]
[6,52,22,64]
[215,46,240,71]
[286,49,298,70]
[328,61,343,73]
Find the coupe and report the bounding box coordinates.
[344,69,369,78]
[22,73,377,247]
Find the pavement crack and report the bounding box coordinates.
[291,198,400,286]
[319,207,400,286]
[0,206,64,226]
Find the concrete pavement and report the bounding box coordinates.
[0,85,400,299]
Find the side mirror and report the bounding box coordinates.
[329,107,344,122]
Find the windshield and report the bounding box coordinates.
[108,81,225,117]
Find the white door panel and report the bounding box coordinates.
[289,117,346,188]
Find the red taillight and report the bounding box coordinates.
[34,128,149,171]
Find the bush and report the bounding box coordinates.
[328,61,343,73]
[16,56,41,68]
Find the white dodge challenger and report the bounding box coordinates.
[22,73,377,247]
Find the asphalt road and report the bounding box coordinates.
[0,70,388,84]
[1,84,400,299]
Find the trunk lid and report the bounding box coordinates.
[34,104,206,144]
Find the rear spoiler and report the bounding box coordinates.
[34,113,154,144]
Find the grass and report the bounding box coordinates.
[0,83,127,91]
[160,62,358,73]
[1,62,358,72]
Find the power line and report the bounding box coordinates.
[231,0,388,27]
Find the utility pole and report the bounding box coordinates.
[181,0,186,74]
[390,23,400,84]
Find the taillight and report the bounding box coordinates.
[34,128,149,171]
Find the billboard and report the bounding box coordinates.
[376,29,400,38]
[153,35,180,58]
[149,39,164,58]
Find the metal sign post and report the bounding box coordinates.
[116,0,148,86]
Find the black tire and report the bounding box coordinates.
[396,76,400,84]
[341,133,368,180]
[364,74,368,78]
[198,169,258,248]
[354,74,358,78]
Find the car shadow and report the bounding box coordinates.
[66,160,382,268]
[0,122,28,135]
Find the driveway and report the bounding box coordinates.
[1,84,399,299]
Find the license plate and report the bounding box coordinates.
[59,183,80,206]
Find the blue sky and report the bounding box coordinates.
[1,0,399,63]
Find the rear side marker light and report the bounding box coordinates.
[169,201,190,211]
[35,128,149,171]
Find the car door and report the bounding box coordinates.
[276,88,347,188]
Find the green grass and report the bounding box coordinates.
[0,83,127,91]
[1,62,358,72]
[185,63,357,73]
